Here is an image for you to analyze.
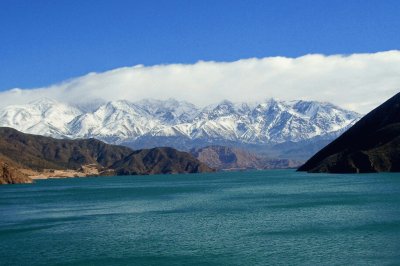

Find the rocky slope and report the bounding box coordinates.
[0,127,134,170]
[0,98,360,159]
[298,92,400,173]
[0,127,213,184]
[191,145,302,170]
[0,156,32,184]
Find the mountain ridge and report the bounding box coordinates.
[0,127,214,184]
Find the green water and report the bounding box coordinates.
[1,170,400,265]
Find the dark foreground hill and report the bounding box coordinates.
[0,127,133,170]
[0,127,214,184]
[298,92,400,173]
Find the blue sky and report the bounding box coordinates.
[1,0,399,91]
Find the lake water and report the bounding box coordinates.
[1,170,400,265]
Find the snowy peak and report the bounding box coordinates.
[137,98,199,124]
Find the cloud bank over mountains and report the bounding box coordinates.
[1,50,399,113]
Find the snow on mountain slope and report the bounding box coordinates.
[68,100,159,142]
[0,98,361,146]
[0,98,82,138]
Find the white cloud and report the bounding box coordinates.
[1,50,399,113]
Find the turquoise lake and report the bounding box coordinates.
[1,170,400,265]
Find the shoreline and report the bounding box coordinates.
[20,164,113,180]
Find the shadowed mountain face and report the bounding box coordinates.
[0,127,213,184]
[112,147,214,175]
[298,92,400,173]
[190,146,261,170]
[191,145,302,170]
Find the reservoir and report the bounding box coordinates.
[1,170,399,265]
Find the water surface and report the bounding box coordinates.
[1,170,400,265]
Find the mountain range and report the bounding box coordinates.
[0,98,361,159]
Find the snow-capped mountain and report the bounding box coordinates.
[0,98,361,155]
